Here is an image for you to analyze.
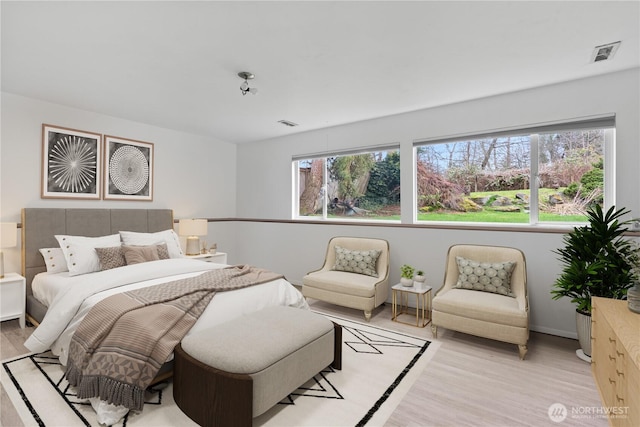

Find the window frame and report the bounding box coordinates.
[412,116,615,226]
[293,144,401,222]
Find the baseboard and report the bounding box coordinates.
[530,325,577,340]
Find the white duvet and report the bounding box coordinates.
[25,258,308,365]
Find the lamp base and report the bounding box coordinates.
[186,237,201,256]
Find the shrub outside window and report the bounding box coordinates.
[295,148,400,221]
[415,121,613,224]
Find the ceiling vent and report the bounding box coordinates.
[278,120,298,127]
[591,41,621,63]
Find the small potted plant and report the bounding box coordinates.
[400,264,415,287]
[414,270,426,289]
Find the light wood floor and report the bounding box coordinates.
[1,302,608,427]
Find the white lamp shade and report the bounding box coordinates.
[179,219,208,237]
[0,222,17,248]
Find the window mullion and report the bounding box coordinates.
[604,128,615,210]
[322,159,328,219]
[529,134,539,225]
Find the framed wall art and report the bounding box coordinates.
[103,135,154,201]
[41,124,102,199]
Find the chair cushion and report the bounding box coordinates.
[303,270,379,298]
[433,288,527,327]
[332,246,381,277]
[453,256,516,297]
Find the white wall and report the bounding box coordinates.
[1,69,638,338]
[233,68,640,338]
[0,92,238,272]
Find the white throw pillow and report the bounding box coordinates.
[119,229,184,258]
[55,234,121,276]
[38,247,69,273]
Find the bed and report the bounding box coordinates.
[20,208,308,423]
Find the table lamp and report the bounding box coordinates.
[0,222,17,278]
[179,219,208,256]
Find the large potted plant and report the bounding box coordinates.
[551,205,636,361]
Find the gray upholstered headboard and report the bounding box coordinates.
[21,208,174,295]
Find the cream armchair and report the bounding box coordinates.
[302,236,390,321]
[431,244,529,359]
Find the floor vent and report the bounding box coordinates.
[278,120,298,127]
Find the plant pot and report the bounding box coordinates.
[413,276,426,288]
[576,310,592,361]
[628,284,640,313]
[400,277,413,287]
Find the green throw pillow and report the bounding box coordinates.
[454,256,516,297]
[333,246,381,277]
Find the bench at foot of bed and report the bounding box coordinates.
[173,306,342,427]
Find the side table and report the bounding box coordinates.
[391,283,432,328]
[0,273,26,328]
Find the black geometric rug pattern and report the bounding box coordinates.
[282,314,428,411]
[2,351,167,427]
[3,314,432,426]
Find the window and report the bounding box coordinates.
[415,118,614,224]
[294,148,400,221]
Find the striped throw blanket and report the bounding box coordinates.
[65,265,283,410]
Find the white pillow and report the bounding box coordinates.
[39,248,69,273]
[55,234,121,276]
[119,229,184,259]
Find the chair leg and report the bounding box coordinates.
[431,325,437,338]
[364,310,372,322]
[518,344,528,360]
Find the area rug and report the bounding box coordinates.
[1,313,438,427]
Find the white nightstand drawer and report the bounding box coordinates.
[185,252,228,264]
[0,273,26,328]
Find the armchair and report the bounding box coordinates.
[302,236,389,321]
[431,244,529,359]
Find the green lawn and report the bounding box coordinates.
[304,187,590,223]
[419,187,587,223]
[416,211,585,223]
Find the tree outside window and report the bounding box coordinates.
[296,149,400,220]
[415,128,609,224]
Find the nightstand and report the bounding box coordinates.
[0,273,26,328]
[186,252,228,264]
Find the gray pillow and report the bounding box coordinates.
[122,245,160,265]
[332,246,381,277]
[454,256,516,297]
[155,243,170,260]
[95,246,126,271]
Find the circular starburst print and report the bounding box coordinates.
[109,145,149,194]
[48,136,97,193]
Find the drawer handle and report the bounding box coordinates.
[616,350,624,357]
[608,337,616,343]
[616,369,624,377]
[608,378,616,385]
[608,355,616,361]
[616,395,624,403]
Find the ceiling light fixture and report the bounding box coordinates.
[238,71,258,96]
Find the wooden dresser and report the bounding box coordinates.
[591,297,640,427]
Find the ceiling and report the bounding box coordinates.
[2,1,639,144]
